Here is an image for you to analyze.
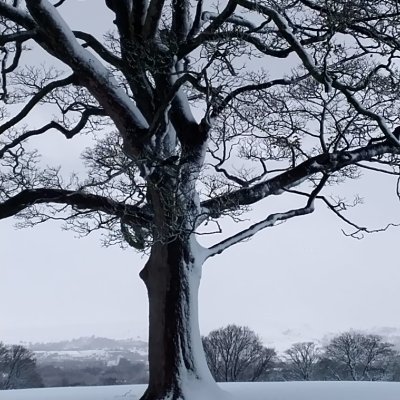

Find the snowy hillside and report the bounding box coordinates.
[27,337,148,366]
[28,337,148,353]
[2,382,400,400]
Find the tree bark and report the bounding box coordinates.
[139,236,225,400]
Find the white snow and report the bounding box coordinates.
[202,12,257,30]
[2,382,400,400]
[181,240,218,388]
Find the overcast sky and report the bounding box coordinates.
[2,171,400,349]
[1,0,400,351]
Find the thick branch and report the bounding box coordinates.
[24,0,149,157]
[201,11,258,30]
[73,31,123,68]
[131,0,148,37]
[179,29,292,60]
[142,0,164,39]
[171,0,191,42]
[0,188,152,226]
[0,2,36,30]
[201,0,237,34]
[0,30,35,45]
[201,142,400,218]
[105,0,133,40]
[178,0,238,58]
[206,205,314,259]
[205,174,328,258]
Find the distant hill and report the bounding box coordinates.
[28,336,147,352]
[27,336,148,366]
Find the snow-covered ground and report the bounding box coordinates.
[2,382,400,400]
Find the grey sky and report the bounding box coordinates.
[1,0,400,350]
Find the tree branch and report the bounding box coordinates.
[0,188,152,227]
[0,74,75,137]
[205,174,328,258]
[24,0,149,157]
[171,0,191,42]
[0,2,36,30]
[142,0,164,39]
[201,142,400,218]
[205,205,314,259]
[73,31,123,68]
[0,30,35,45]
[320,196,400,239]
[237,0,400,146]
[0,107,105,157]
[211,74,309,119]
[105,0,133,40]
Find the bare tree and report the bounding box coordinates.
[285,342,320,381]
[0,342,8,388]
[325,332,395,381]
[202,325,276,382]
[1,1,400,398]
[0,344,43,389]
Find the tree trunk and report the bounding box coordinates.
[139,235,227,400]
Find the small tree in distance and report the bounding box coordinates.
[325,331,395,381]
[0,344,43,390]
[284,342,320,381]
[202,325,276,382]
[1,1,400,399]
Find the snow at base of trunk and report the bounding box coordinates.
[178,376,232,400]
[2,382,400,400]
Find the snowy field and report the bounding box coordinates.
[2,382,400,400]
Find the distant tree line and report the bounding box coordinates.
[0,341,147,390]
[2,326,400,390]
[202,325,400,382]
[37,357,148,387]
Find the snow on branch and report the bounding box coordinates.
[332,80,400,147]
[201,142,400,219]
[237,0,332,89]
[0,1,35,30]
[202,0,237,34]
[188,0,204,38]
[205,174,328,258]
[205,205,314,258]
[73,31,123,68]
[201,11,258,30]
